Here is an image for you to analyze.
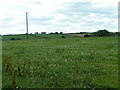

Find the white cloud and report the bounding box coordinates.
[0,0,118,35]
[91,0,119,8]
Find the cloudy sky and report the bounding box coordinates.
[0,0,119,35]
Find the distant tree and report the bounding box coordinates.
[41,32,46,34]
[55,32,59,34]
[49,32,53,34]
[115,32,120,36]
[80,32,88,34]
[60,32,63,34]
[35,32,38,34]
[93,29,110,37]
[84,34,90,37]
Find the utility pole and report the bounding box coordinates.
[26,12,28,39]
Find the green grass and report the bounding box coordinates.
[2,35,118,88]
[2,34,76,41]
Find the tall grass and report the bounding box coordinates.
[2,36,118,88]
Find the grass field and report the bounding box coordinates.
[2,34,75,41]
[2,35,118,88]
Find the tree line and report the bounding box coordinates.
[92,29,119,37]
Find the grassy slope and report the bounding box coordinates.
[2,34,76,41]
[2,36,118,88]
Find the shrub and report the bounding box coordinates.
[84,34,90,37]
[10,38,22,40]
[10,38,16,40]
[61,36,66,38]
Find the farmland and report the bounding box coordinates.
[2,34,118,88]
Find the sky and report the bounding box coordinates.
[0,0,119,35]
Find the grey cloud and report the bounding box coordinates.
[57,1,116,18]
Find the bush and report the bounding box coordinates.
[84,34,90,37]
[10,38,16,40]
[61,36,66,38]
[10,38,22,40]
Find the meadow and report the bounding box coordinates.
[2,34,118,88]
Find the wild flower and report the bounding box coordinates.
[18,72,21,76]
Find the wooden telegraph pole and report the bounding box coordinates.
[26,12,29,39]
